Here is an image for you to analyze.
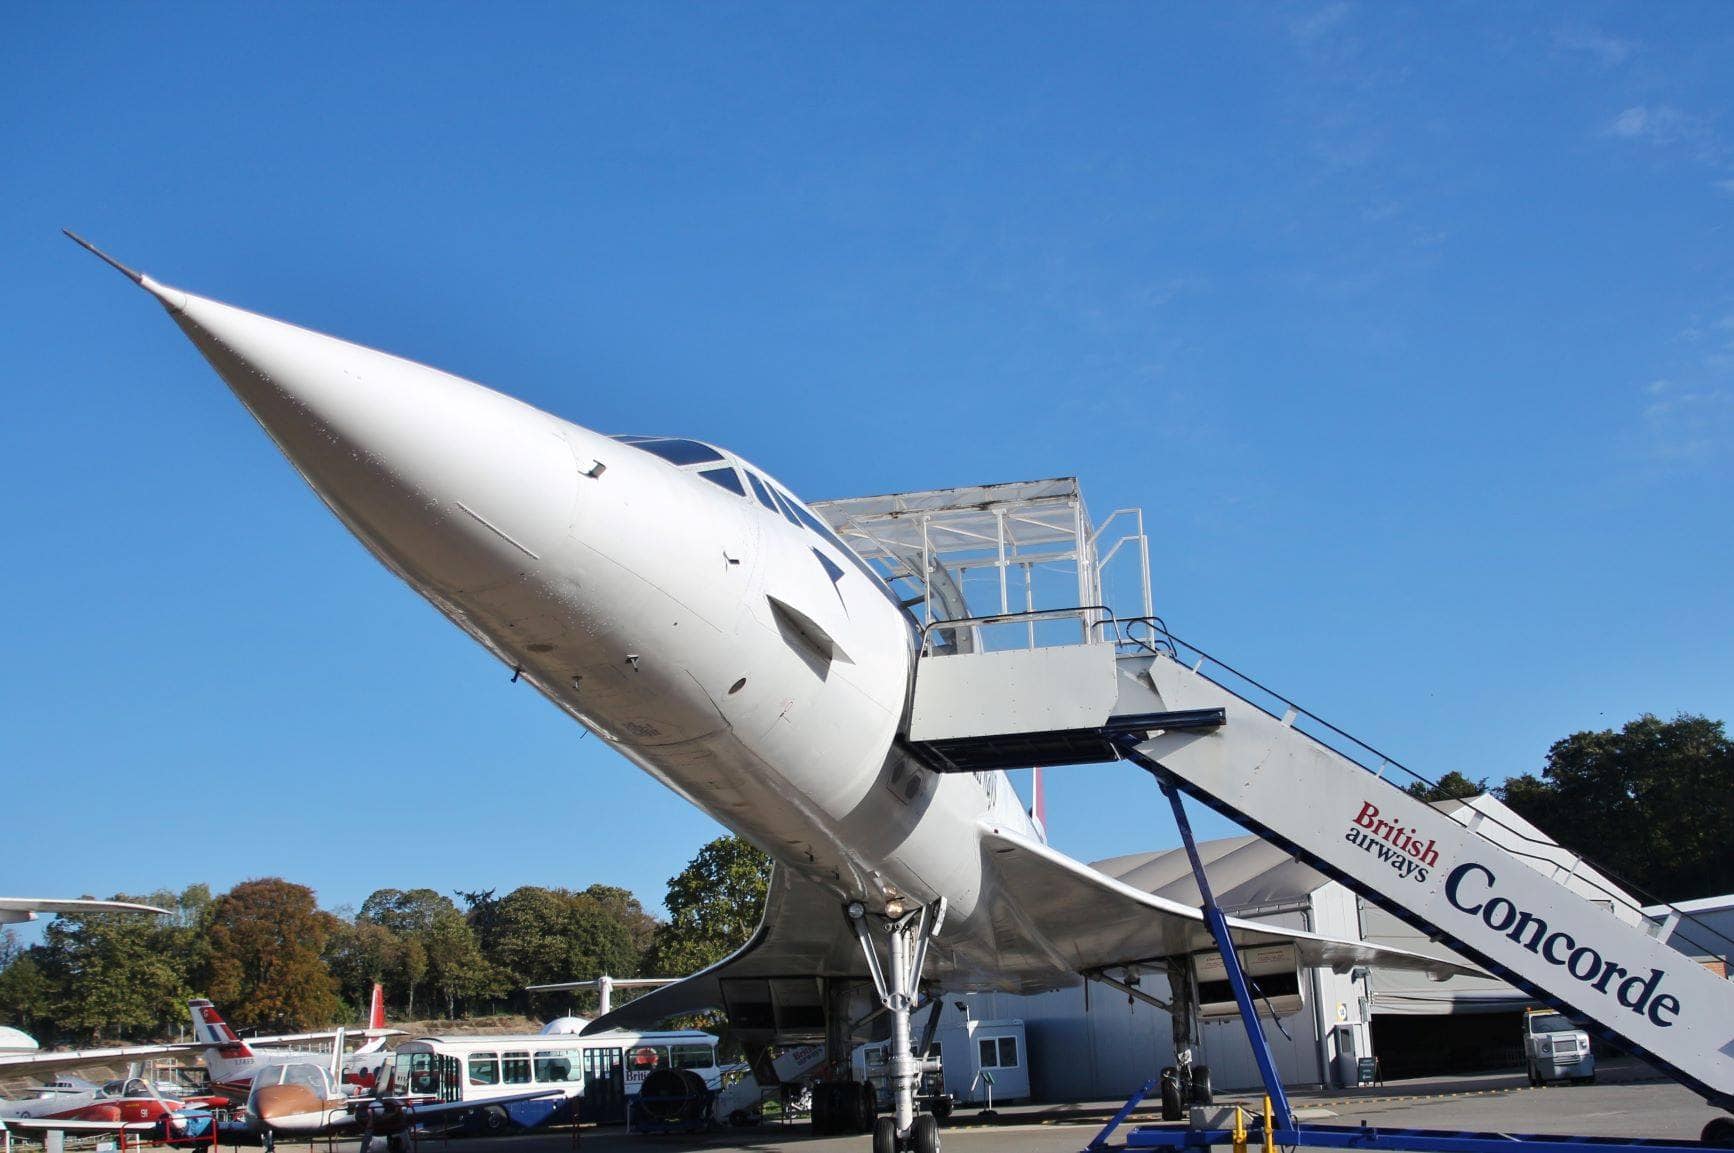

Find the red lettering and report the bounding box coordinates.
[1355,802,1379,830]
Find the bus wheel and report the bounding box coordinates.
[481,1106,510,1134]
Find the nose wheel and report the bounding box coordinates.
[873,1111,940,1153]
[848,898,947,1153]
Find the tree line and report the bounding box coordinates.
[0,835,771,1045]
[3,712,1726,1044]
[1405,712,1732,903]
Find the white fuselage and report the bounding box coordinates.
[139,282,1045,989]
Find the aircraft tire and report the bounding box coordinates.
[1700,1117,1734,1148]
[1188,1065,1213,1106]
[1159,1068,1184,1122]
[911,1112,941,1153]
[872,1115,898,1153]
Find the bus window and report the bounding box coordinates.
[628,1045,665,1073]
[534,1050,577,1083]
[502,1052,532,1084]
[468,1053,500,1086]
[671,1043,715,1070]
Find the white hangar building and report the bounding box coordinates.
[943,794,1655,1100]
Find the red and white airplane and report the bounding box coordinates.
[70,236,1479,1153]
[0,1074,225,1126]
[192,987,394,1099]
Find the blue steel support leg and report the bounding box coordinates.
[1157,773,1295,1130]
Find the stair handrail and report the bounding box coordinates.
[1113,616,1734,963]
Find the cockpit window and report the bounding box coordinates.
[767,485,803,528]
[610,436,725,466]
[282,1065,328,1092]
[745,471,779,512]
[699,466,746,496]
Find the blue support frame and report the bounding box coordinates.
[1080,760,1727,1153]
[1156,772,1295,1129]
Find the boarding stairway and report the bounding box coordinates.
[902,618,1734,1115]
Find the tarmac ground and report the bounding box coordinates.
[286,1061,1727,1153]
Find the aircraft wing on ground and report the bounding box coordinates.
[0,1041,207,1072]
[0,1118,162,1133]
[352,1088,567,1125]
[247,1029,404,1048]
[584,830,1480,1037]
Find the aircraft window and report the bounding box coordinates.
[767,486,803,528]
[501,1052,532,1085]
[534,1050,578,1082]
[698,466,746,496]
[628,438,725,466]
[122,1078,150,1097]
[467,1053,500,1086]
[282,1065,327,1092]
[781,488,855,556]
[670,1043,716,1070]
[745,471,778,512]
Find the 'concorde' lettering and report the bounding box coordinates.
[1445,862,1681,1028]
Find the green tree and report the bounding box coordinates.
[423,909,498,1018]
[0,948,52,1037]
[324,918,399,1014]
[1499,713,1734,901]
[37,899,190,1041]
[359,889,458,936]
[203,878,341,1030]
[487,886,641,1015]
[1405,770,1488,803]
[645,836,771,977]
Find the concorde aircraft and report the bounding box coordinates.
[68,234,1476,1153]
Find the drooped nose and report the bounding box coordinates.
[140,272,580,598]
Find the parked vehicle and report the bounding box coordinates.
[1522,1009,1595,1085]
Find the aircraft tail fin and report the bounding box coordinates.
[188,999,253,1086]
[352,984,391,1055]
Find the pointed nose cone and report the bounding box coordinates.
[143,280,579,598]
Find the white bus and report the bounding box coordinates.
[392,1029,722,1127]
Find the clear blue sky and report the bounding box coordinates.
[3,4,1730,943]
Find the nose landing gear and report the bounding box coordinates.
[849,898,947,1153]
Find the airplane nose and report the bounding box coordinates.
[139,271,580,598]
[252,1084,322,1129]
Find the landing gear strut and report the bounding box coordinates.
[849,897,946,1153]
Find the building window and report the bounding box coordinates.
[978,1036,1019,1069]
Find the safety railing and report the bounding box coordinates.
[1109,616,1734,965]
[917,605,1118,656]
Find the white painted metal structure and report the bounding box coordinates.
[79,237,1720,1148]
